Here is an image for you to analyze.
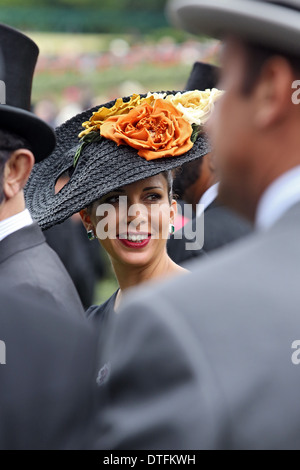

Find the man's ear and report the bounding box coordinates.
[170,199,177,224]
[3,149,34,200]
[253,56,294,129]
[79,208,94,232]
[206,152,217,173]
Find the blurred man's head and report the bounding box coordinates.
[206,37,300,221]
[170,0,300,222]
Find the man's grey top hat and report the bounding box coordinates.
[168,0,300,57]
[185,62,219,91]
[0,24,55,161]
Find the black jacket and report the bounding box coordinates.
[45,219,106,309]
[167,199,252,265]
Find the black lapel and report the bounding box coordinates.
[204,198,222,213]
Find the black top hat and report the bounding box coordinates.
[0,24,55,162]
[185,61,220,91]
[24,91,219,230]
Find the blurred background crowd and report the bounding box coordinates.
[0,0,219,306]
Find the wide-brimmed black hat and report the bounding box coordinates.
[185,61,220,91]
[168,0,300,56]
[0,24,55,161]
[25,91,215,230]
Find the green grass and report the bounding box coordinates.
[93,250,118,305]
[28,32,134,53]
[32,63,193,104]
[94,276,119,305]
[27,32,218,103]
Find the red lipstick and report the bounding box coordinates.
[117,234,151,249]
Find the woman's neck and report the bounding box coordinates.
[112,250,187,293]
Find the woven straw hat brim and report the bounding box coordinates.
[25,93,211,230]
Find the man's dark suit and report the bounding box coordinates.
[0,223,84,318]
[0,289,98,449]
[98,202,300,449]
[45,219,106,309]
[167,199,252,264]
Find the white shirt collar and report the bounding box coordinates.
[256,166,300,231]
[196,182,219,217]
[0,208,33,242]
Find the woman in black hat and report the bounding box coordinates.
[81,169,182,314]
[25,89,222,331]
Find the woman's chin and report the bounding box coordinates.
[116,250,153,267]
[105,237,165,268]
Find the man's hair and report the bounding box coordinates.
[241,40,300,95]
[0,129,32,203]
[173,160,203,201]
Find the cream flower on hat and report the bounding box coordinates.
[166,88,224,126]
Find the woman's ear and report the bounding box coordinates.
[79,209,94,232]
[170,199,177,224]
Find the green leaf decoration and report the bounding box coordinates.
[73,131,103,168]
[190,124,203,143]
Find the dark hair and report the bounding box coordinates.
[241,40,300,95]
[87,169,174,214]
[172,160,203,200]
[162,170,173,204]
[0,129,32,203]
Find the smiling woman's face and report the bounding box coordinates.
[81,173,177,268]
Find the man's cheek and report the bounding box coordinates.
[214,118,229,156]
[212,100,228,137]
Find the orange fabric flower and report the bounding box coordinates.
[78,94,147,138]
[100,99,193,161]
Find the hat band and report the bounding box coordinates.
[267,1,300,13]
